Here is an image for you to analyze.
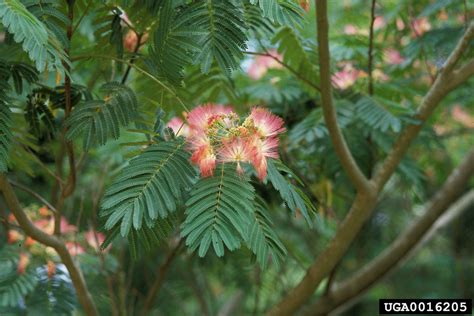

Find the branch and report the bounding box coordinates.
[244,51,321,92]
[121,33,143,84]
[55,0,76,235]
[0,174,98,316]
[307,149,474,315]
[266,15,474,316]
[142,238,184,313]
[9,180,58,214]
[314,0,370,193]
[373,21,474,189]
[367,0,376,96]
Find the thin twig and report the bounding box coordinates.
[0,175,98,315]
[55,0,76,235]
[9,181,58,214]
[72,0,93,35]
[121,33,143,84]
[244,51,321,92]
[72,54,190,112]
[313,0,370,193]
[142,238,185,313]
[367,0,376,96]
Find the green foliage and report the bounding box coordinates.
[242,2,274,37]
[100,138,196,237]
[0,106,12,172]
[0,0,67,71]
[0,246,38,308]
[65,82,138,151]
[25,88,57,138]
[182,164,255,257]
[26,0,71,50]
[0,59,38,171]
[181,66,238,103]
[272,26,319,87]
[249,0,304,28]
[149,0,202,84]
[26,266,77,315]
[181,0,248,74]
[246,195,286,269]
[266,159,314,225]
[355,95,403,133]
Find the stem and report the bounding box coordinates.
[10,181,58,214]
[266,18,474,316]
[55,0,76,235]
[307,149,474,315]
[367,0,376,96]
[244,51,321,92]
[121,33,143,84]
[72,54,190,112]
[314,0,370,193]
[142,239,184,313]
[0,174,98,316]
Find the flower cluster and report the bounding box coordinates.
[168,104,285,180]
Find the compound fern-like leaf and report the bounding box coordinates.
[266,159,314,226]
[65,82,138,151]
[180,0,248,74]
[0,0,67,71]
[101,138,196,237]
[246,196,287,269]
[249,0,304,28]
[182,164,255,257]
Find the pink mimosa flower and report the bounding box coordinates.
[17,253,29,274]
[218,138,254,174]
[299,0,310,12]
[60,217,77,234]
[167,117,190,137]
[251,136,280,181]
[452,105,474,128]
[344,24,358,35]
[186,104,233,133]
[85,230,110,252]
[190,135,217,177]
[247,50,283,80]
[373,16,385,30]
[247,107,286,138]
[396,18,405,31]
[66,242,85,256]
[385,49,404,65]
[332,63,365,90]
[411,17,431,37]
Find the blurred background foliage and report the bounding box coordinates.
[0,0,473,315]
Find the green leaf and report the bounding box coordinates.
[355,96,402,133]
[272,26,319,87]
[0,0,67,72]
[0,247,38,308]
[0,104,13,172]
[65,82,138,151]
[180,0,248,74]
[149,0,203,84]
[246,195,287,269]
[182,164,255,257]
[249,0,304,28]
[101,138,196,237]
[266,159,314,226]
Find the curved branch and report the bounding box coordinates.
[373,21,474,189]
[0,174,98,316]
[314,0,370,193]
[307,149,474,315]
[266,15,474,316]
[9,180,58,214]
